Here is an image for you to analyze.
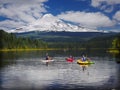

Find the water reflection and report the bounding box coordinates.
[115,53,120,63]
[78,64,89,72]
[0,50,120,90]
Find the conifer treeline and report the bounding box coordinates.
[111,33,120,51]
[0,30,47,50]
[0,29,120,51]
[46,32,120,50]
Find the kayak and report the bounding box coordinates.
[77,59,94,65]
[41,60,54,63]
[66,58,74,62]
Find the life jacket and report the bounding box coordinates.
[82,57,86,61]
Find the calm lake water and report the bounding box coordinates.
[0,50,120,90]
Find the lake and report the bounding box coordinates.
[0,50,120,90]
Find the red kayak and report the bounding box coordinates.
[66,58,74,62]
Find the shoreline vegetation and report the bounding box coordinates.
[0,48,61,52]
[108,48,120,54]
[0,30,120,54]
[0,48,86,52]
[0,48,119,54]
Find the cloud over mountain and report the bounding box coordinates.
[57,11,115,29]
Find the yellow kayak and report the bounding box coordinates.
[77,59,94,65]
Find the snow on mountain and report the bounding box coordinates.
[9,14,99,33]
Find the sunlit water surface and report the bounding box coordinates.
[0,51,120,90]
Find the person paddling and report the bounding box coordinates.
[81,54,87,62]
[69,55,74,60]
[46,55,50,60]
[45,53,51,60]
[45,53,51,66]
[66,55,74,62]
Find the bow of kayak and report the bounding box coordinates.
[41,60,54,63]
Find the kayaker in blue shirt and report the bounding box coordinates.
[81,55,87,62]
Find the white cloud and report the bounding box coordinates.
[91,0,120,7]
[113,11,120,22]
[0,20,25,32]
[0,0,48,30]
[100,4,114,13]
[91,0,120,13]
[57,11,115,29]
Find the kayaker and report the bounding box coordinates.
[46,55,50,60]
[45,53,51,60]
[66,55,74,62]
[69,55,74,59]
[69,55,75,61]
[81,55,87,62]
[45,53,52,66]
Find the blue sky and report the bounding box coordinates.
[0,0,120,32]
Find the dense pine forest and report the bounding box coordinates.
[0,30,48,50]
[48,33,120,51]
[0,29,120,53]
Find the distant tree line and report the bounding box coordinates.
[48,36,115,50]
[111,33,120,51]
[0,29,120,51]
[0,30,48,50]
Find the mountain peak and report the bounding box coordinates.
[39,14,62,25]
[42,14,54,18]
[9,14,99,33]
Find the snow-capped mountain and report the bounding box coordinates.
[10,14,100,33]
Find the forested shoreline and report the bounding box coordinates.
[0,29,120,53]
[0,30,48,51]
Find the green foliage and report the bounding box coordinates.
[85,35,115,49]
[112,33,120,49]
[1,29,119,50]
[0,30,48,50]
